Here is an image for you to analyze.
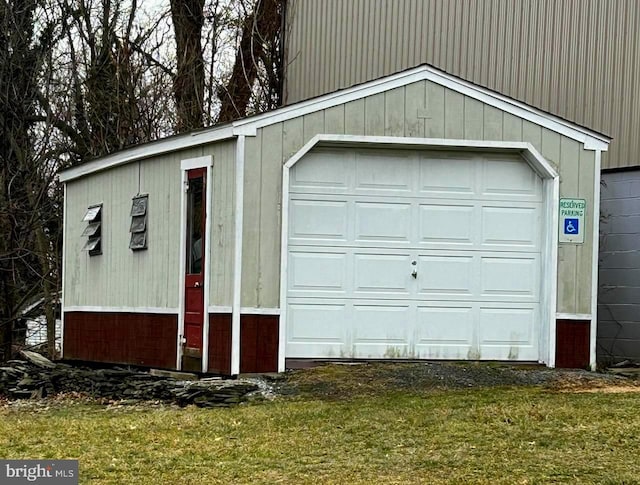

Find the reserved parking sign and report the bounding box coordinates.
[559,198,586,244]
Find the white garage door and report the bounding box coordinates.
[286,149,543,361]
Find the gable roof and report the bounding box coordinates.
[59,64,611,182]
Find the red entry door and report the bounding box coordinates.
[184,168,206,357]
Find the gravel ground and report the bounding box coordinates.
[1,359,634,408]
[277,362,634,399]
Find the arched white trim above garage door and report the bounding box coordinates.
[278,135,560,371]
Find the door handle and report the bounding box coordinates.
[194,282,200,288]
[411,268,418,279]
[411,260,417,278]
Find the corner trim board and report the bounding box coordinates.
[61,183,67,358]
[590,150,602,371]
[547,176,560,367]
[177,168,188,369]
[201,158,214,372]
[231,135,245,375]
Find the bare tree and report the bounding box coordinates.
[218,0,284,123]
[0,0,288,361]
[0,0,59,360]
[170,0,206,132]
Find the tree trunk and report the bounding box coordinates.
[218,0,283,123]
[170,0,205,132]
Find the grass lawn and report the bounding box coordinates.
[1,368,640,484]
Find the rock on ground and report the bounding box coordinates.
[0,352,261,407]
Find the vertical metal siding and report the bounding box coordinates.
[599,169,640,362]
[285,0,639,169]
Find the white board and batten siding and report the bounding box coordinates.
[286,148,543,360]
[64,140,236,312]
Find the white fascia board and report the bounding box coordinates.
[59,126,234,182]
[235,67,428,132]
[422,68,610,152]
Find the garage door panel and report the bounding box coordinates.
[481,206,540,249]
[419,204,475,245]
[482,158,542,200]
[352,304,411,357]
[288,251,347,294]
[290,199,348,242]
[415,306,474,346]
[481,256,540,300]
[354,152,413,194]
[478,306,535,344]
[417,255,475,297]
[286,303,347,357]
[290,151,350,193]
[353,253,412,296]
[419,155,476,197]
[355,201,412,243]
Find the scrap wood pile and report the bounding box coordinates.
[0,351,259,407]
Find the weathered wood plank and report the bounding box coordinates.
[553,134,580,314]
[444,89,464,139]
[258,124,284,308]
[241,133,262,307]
[463,97,483,140]
[283,117,305,161]
[483,105,503,140]
[404,80,425,137]
[522,120,543,154]
[303,111,325,143]
[344,98,365,135]
[384,86,405,136]
[425,81,445,138]
[576,148,595,314]
[324,105,345,135]
[503,112,523,141]
[364,92,385,136]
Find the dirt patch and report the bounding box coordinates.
[278,362,628,400]
[555,383,640,394]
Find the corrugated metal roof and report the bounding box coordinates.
[285,0,639,169]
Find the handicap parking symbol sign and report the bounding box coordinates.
[564,218,579,235]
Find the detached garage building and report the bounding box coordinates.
[59,65,610,374]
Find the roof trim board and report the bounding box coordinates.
[59,65,610,183]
